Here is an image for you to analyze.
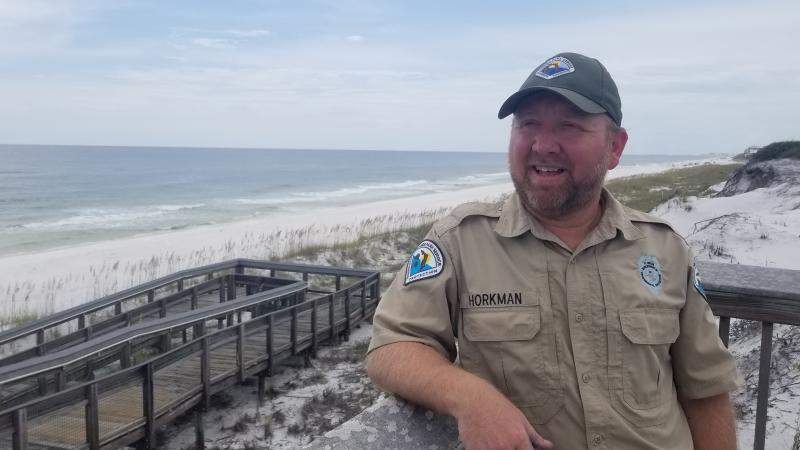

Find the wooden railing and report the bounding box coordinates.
[305,261,800,450]
[0,260,381,450]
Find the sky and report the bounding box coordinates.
[0,0,798,154]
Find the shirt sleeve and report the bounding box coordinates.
[368,227,459,361]
[670,255,743,399]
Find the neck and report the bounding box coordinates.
[527,196,604,252]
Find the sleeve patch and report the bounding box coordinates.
[693,265,707,300]
[405,240,445,285]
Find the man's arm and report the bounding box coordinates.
[679,392,737,450]
[366,341,553,450]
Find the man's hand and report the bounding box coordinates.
[453,382,553,450]
[367,342,553,450]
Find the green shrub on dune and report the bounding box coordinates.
[749,141,800,163]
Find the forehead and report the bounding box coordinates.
[514,92,591,119]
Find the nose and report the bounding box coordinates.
[529,127,559,154]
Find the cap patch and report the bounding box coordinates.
[535,56,575,80]
[639,255,663,293]
[405,240,444,285]
[693,264,707,300]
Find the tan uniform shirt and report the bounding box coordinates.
[369,189,742,450]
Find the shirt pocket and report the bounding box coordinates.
[460,299,563,424]
[612,307,679,428]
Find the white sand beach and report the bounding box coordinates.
[0,157,733,321]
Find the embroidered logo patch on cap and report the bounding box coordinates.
[535,56,575,80]
[639,255,663,292]
[693,264,707,300]
[405,240,444,285]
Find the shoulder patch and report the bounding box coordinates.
[405,240,445,285]
[693,264,707,300]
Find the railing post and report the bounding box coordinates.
[329,294,336,340]
[86,383,100,450]
[718,316,731,347]
[360,280,367,319]
[754,322,774,450]
[344,289,351,340]
[177,279,184,292]
[291,308,298,355]
[311,300,318,358]
[161,331,172,353]
[121,341,131,369]
[159,299,167,319]
[36,330,47,395]
[218,277,226,303]
[267,315,274,376]
[227,275,237,301]
[143,363,155,449]
[12,408,27,450]
[335,276,341,291]
[78,314,87,329]
[201,339,210,410]
[147,290,155,303]
[238,324,246,383]
[191,287,198,310]
[55,368,66,392]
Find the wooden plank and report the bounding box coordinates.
[86,384,100,450]
[12,408,27,450]
[753,322,773,450]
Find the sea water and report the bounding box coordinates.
[0,144,706,256]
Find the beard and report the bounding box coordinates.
[511,152,609,219]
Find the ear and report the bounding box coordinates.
[606,127,628,170]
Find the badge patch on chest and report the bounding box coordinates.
[639,255,663,293]
[405,240,445,285]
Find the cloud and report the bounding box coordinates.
[226,29,271,38]
[184,37,238,50]
[346,35,365,43]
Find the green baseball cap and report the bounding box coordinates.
[498,52,622,125]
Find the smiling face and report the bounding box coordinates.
[508,91,627,220]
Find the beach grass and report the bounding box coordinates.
[606,163,742,213]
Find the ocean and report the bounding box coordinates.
[0,145,704,256]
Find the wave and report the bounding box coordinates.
[235,174,508,206]
[235,180,430,206]
[20,203,205,231]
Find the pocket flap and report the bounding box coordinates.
[463,306,540,342]
[620,308,680,344]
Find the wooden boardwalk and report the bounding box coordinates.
[0,260,380,450]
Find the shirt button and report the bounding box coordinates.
[575,313,584,323]
[569,259,576,264]
[582,373,592,383]
[592,434,603,445]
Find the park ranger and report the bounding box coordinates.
[366,52,742,450]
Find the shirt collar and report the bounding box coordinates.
[494,189,644,242]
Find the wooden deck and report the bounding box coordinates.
[0,264,378,450]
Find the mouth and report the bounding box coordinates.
[530,165,566,177]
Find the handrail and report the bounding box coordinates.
[0,281,306,385]
[0,259,376,348]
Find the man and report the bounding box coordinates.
[368,53,741,450]
[366,52,742,450]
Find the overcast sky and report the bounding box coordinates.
[1,0,797,154]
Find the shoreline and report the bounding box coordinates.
[0,156,732,320]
